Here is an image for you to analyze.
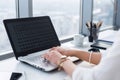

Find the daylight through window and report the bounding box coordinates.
[93,0,114,28]
[33,0,80,38]
[0,0,16,53]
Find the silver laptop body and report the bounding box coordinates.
[18,49,58,71]
[3,16,61,71]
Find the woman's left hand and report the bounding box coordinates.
[44,50,63,65]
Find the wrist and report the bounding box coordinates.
[57,55,69,70]
[58,59,71,70]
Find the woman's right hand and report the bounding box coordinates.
[50,46,74,57]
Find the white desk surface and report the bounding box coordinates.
[0,30,117,80]
[0,41,91,80]
[0,57,68,80]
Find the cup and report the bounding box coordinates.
[92,28,99,41]
[73,34,84,47]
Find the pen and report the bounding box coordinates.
[88,21,93,42]
[86,21,91,29]
[96,21,103,29]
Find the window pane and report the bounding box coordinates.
[93,0,114,27]
[33,0,80,38]
[0,0,16,53]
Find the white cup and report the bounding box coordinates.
[73,34,84,47]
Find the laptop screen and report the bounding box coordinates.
[3,16,60,59]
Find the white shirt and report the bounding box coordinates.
[72,30,120,80]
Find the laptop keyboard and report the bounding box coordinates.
[19,55,57,71]
[28,56,50,67]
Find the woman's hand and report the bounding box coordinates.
[50,46,74,57]
[44,50,62,65]
[44,50,77,77]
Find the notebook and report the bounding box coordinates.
[91,40,113,50]
[3,16,79,72]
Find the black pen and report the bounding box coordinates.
[89,21,93,42]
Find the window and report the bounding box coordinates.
[0,0,16,54]
[33,0,80,39]
[93,0,114,27]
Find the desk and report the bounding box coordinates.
[0,57,94,80]
[0,41,91,80]
[0,30,117,80]
[0,57,67,80]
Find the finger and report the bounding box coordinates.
[45,54,51,60]
[49,50,57,54]
[50,46,60,51]
[50,50,62,57]
[43,52,49,59]
[50,47,57,51]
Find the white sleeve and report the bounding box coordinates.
[72,67,95,80]
[72,30,120,80]
[72,59,117,80]
[72,54,120,80]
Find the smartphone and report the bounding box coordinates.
[10,72,22,80]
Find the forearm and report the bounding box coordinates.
[62,59,76,76]
[67,50,101,65]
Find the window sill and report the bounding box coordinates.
[99,26,113,32]
[0,50,14,61]
[60,35,74,43]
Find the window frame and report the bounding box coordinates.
[16,0,33,18]
[81,0,93,36]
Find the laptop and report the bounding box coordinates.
[3,16,61,71]
[3,16,79,72]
